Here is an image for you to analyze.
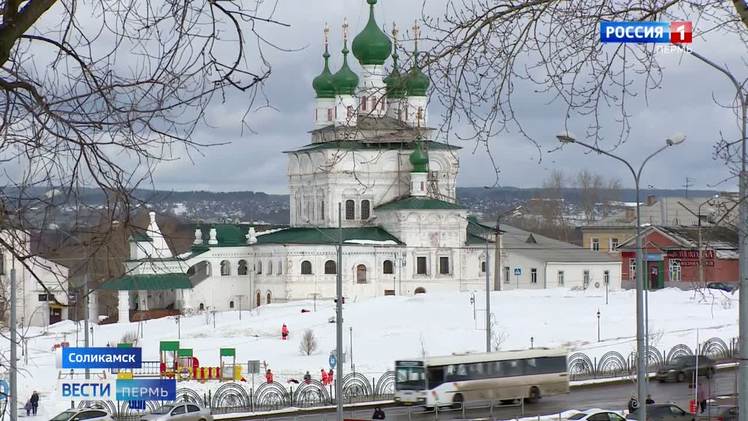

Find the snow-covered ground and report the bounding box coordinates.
[3,287,737,419]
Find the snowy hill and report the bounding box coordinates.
[5,288,737,419]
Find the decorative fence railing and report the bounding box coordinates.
[78,337,737,419]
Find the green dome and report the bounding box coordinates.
[384,51,406,99]
[331,43,359,95]
[406,64,430,97]
[351,0,392,66]
[409,142,429,173]
[312,47,335,99]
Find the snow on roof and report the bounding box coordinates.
[344,239,399,245]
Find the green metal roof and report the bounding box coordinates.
[193,223,250,247]
[255,226,403,245]
[178,349,193,357]
[351,0,392,66]
[465,216,502,244]
[129,232,152,242]
[375,197,464,211]
[101,273,192,291]
[286,140,460,153]
[220,348,236,357]
[160,341,180,352]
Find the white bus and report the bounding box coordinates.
[394,348,568,408]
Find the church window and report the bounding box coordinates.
[383,260,394,274]
[345,200,355,220]
[324,260,337,274]
[356,264,367,284]
[361,200,370,220]
[371,97,377,111]
[347,106,353,119]
[277,260,282,275]
[255,291,261,308]
[266,291,272,304]
[257,261,263,275]
[220,260,230,276]
[416,256,427,275]
[361,96,367,111]
[321,200,325,221]
[481,261,486,273]
[327,108,333,121]
[315,109,318,121]
[439,257,450,275]
[229,301,234,309]
[267,260,273,275]
[238,260,248,276]
[380,98,385,110]
[199,303,205,311]
[301,260,313,275]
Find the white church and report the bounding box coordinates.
[105,0,620,321]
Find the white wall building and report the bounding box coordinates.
[106,0,620,319]
[0,230,70,327]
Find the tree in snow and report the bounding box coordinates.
[299,329,318,356]
[490,313,508,351]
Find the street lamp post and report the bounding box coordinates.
[597,309,601,342]
[335,202,343,421]
[484,231,492,352]
[557,131,686,421]
[678,196,719,289]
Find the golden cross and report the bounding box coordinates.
[412,20,420,49]
[392,22,399,43]
[342,18,349,41]
[324,23,329,46]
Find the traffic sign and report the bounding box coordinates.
[247,360,261,374]
[329,354,337,369]
[513,268,522,276]
[0,380,7,401]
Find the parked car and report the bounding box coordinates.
[141,404,213,421]
[655,355,716,382]
[626,404,694,421]
[50,408,114,421]
[566,409,627,421]
[707,282,736,293]
[697,405,738,421]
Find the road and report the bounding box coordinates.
[240,369,738,421]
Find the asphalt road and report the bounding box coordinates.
[245,369,738,421]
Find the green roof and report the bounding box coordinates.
[193,223,250,247]
[409,142,429,173]
[351,0,392,66]
[129,232,152,242]
[256,227,403,245]
[375,197,464,211]
[178,349,193,357]
[220,348,236,357]
[160,341,180,352]
[313,45,335,99]
[101,273,192,291]
[331,42,359,95]
[286,140,460,153]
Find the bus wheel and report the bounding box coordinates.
[525,386,541,403]
[451,393,464,409]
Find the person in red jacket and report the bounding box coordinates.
[281,323,289,340]
[321,369,329,385]
[265,369,274,384]
[328,368,334,385]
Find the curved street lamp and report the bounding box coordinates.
[556,131,686,421]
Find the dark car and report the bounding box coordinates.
[655,355,715,382]
[626,404,694,421]
[707,282,736,293]
[697,405,738,421]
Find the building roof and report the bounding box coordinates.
[617,225,738,259]
[308,116,442,142]
[255,226,403,246]
[375,196,464,211]
[191,223,281,248]
[286,139,460,153]
[501,224,619,263]
[129,232,152,242]
[587,196,719,228]
[101,273,192,291]
[465,216,501,245]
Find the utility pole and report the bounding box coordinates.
[494,216,501,291]
[10,267,17,421]
[84,273,90,380]
[335,202,344,421]
[484,234,491,352]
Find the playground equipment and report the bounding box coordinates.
[158,341,241,382]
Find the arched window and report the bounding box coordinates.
[356,264,367,284]
[360,96,368,111]
[383,260,394,274]
[481,261,486,273]
[345,200,355,220]
[277,260,282,275]
[199,303,205,311]
[414,287,426,294]
[257,260,263,274]
[320,200,325,221]
[266,291,272,304]
[324,260,337,274]
[229,301,234,309]
[301,260,312,275]
[361,200,370,220]
[220,260,230,276]
[238,260,248,276]
[256,291,261,308]
[267,260,273,275]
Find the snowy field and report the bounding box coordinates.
[3,287,738,419]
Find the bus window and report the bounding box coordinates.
[395,363,425,391]
[445,364,469,382]
[535,356,567,374]
[525,358,539,375]
[501,360,524,377]
[427,366,445,389]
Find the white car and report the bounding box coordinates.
[140,403,213,421]
[50,408,114,421]
[566,409,627,421]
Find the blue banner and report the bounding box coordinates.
[600,21,670,43]
[61,347,142,369]
[116,379,176,401]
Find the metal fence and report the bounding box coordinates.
[81,337,736,419]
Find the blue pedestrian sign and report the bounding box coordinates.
[0,380,8,401]
[329,354,337,369]
[513,268,522,276]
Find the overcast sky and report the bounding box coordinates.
[146,1,747,194]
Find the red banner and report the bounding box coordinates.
[666,250,715,260]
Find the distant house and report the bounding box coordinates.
[499,225,622,290]
[580,195,731,253]
[616,225,738,289]
[0,230,69,327]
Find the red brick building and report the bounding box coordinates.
[617,226,738,289]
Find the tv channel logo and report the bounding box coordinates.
[600,21,692,44]
[57,381,114,400]
[115,379,176,401]
[60,347,142,369]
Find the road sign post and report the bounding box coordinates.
[513,268,522,288]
